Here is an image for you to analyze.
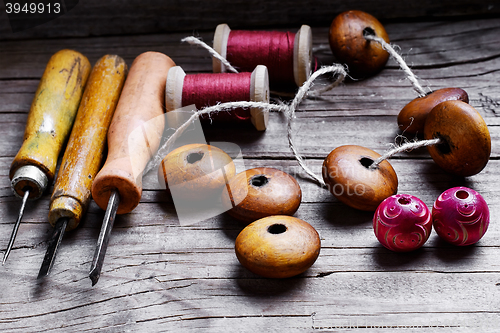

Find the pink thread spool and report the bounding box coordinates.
[373,194,432,252]
[165,65,269,131]
[213,23,313,87]
[432,187,489,246]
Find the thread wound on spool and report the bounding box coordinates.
[227,30,295,87]
[182,72,252,122]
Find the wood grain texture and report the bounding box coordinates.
[49,54,127,230]
[0,0,499,40]
[9,50,91,184]
[0,15,500,333]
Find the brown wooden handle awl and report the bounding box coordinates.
[92,52,176,215]
[49,55,128,231]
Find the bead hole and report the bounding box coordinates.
[398,197,411,205]
[359,157,375,169]
[363,27,376,38]
[251,175,269,187]
[267,224,287,234]
[186,152,204,164]
[436,135,452,155]
[455,190,469,200]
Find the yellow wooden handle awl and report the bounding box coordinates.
[9,49,91,200]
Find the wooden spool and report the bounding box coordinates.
[212,23,313,87]
[165,65,269,131]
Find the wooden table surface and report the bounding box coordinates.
[1,16,499,332]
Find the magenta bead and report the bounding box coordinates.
[432,187,489,246]
[373,194,432,252]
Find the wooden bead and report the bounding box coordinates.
[322,145,398,211]
[329,10,389,77]
[158,144,236,201]
[235,215,321,278]
[398,88,469,135]
[433,187,489,246]
[221,167,301,222]
[373,194,432,252]
[424,100,491,177]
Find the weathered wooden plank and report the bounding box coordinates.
[2,158,499,253]
[0,266,499,332]
[4,62,500,119]
[1,0,499,40]
[1,19,500,78]
[1,15,500,333]
[2,112,500,162]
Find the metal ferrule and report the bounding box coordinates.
[11,165,48,200]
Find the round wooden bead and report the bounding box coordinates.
[373,194,432,252]
[424,100,491,177]
[221,167,301,222]
[158,144,236,201]
[322,145,398,211]
[235,215,321,278]
[432,187,489,246]
[398,88,469,135]
[329,10,390,77]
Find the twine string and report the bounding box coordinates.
[364,34,427,97]
[181,36,239,73]
[369,137,442,169]
[145,65,347,187]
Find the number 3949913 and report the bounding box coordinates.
[5,3,61,14]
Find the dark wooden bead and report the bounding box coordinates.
[329,10,389,77]
[235,215,321,278]
[322,145,398,211]
[158,144,236,201]
[221,167,302,223]
[424,100,491,177]
[398,88,469,135]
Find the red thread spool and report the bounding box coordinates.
[213,23,312,87]
[165,65,269,131]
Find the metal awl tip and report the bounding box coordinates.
[89,190,120,286]
[37,217,69,279]
[3,190,30,265]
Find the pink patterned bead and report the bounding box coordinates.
[373,194,432,252]
[432,187,489,246]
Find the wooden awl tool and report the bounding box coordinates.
[90,51,176,285]
[5,49,91,265]
[37,55,127,278]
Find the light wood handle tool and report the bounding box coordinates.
[89,52,175,285]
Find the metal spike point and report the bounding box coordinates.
[3,190,30,265]
[89,190,120,286]
[37,217,69,279]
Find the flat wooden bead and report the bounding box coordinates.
[158,144,236,201]
[398,88,469,135]
[235,215,321,278]
[329,10,389,77]
[424,100,491,177]
[221,167,301,222]
[322,145,398,211]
